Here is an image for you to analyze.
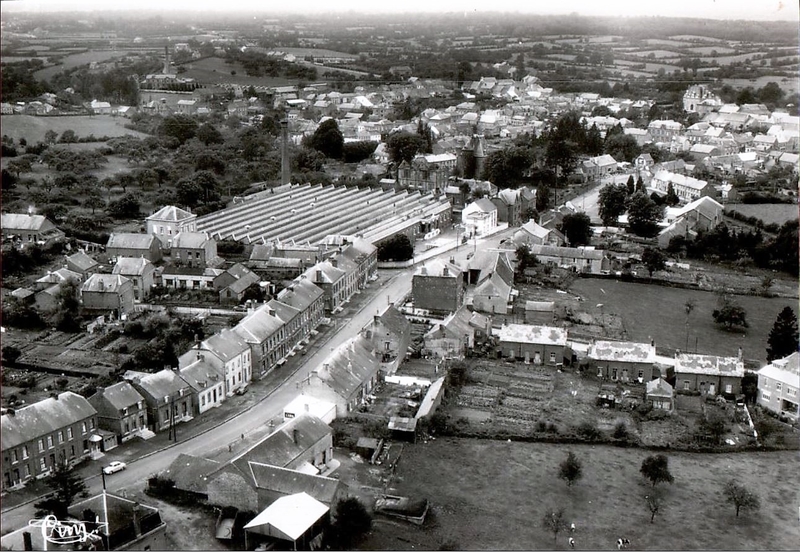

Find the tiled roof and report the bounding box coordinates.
[129,369,191,400]
[2,392,97,450]
[163,453,221,494]
[66,251,99,271]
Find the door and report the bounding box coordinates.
[708,383,716,396]
[533,352,540,365]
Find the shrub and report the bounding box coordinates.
[536,420,548,432]
[577,421,601,441]
[613,421,629,440]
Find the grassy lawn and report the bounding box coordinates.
[0,114,149,143]
[362,438,800,550]
[569,279,796,364]
[725,204,799,226]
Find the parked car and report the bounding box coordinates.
[103,461,126,475]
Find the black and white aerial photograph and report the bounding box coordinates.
[1,0,798,549]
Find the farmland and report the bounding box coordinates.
[725,203,799,226]
[32,50,133,81]
[0,114,148,143]
[362,438,800,550]
[569,279,796,363]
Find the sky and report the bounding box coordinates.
[1,0,798,21]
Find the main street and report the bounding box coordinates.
[1,227,513,532]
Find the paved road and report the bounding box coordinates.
[1,228,514,533]
[569,176,632,225]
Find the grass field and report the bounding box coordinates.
[362,438,800,550]
[179,56,296,87]
[569,279,795,363]
[32,50,131,81]
[0,114,148,143]
[725,204,799,226]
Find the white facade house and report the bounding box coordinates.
[462,198,498,237]
[757,352,799,421]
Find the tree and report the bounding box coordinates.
[604,134,641,163]
[642,247,666,276]
[627,192,664,237]
[665,183,680,206]
[44,129,59,144]
[107,193,141,219]
[386,131,427,165]
[59,129,78,143]
[2,345,22,365]
[535,181,550,213]
[159,114,198,145]
[712,297,748,331]
[308,119,344,159]
[558,451,583,487]
[542,507,569,543]
[640,454,674,487]
[377,234,413,262]
[741,371,758,405]
[645,492,661,523]
[626,175,635,195]
[328,497,372,550]
[196,123,224,146]
[560,212,592,247]
[697,410,728,443]
[598,184,628,226]
[723,481,760,518]
[766,307,798,361]
[34,460,89,519]
[51,279,82,333]
[514,244,538,282]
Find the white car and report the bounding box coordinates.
[103,461,126,475]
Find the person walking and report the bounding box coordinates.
[568,537,575,549]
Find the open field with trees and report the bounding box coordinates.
[569,279,795,363]
[0,114,148,143]
[361,438,800,550]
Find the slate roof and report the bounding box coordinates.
[203,328,251,362]
[128,369,191,401]
[530,244,604,260]
[172,231,210,249]
[107,233,158,250]
[90,382,144,412]
[248,462,340,504]
[415,259,462,278]
[495,324,567,346]
[277,279,324,311]
[179,357,224,391]
[2,392,97,450]
[163,453,221,494]
[234,303,286,343]
[113,256,153,277]
[36,268,81,286]
[232,414,332,470]
[758,352,800,386]
[81,273,131,293]
[1,213,52,232]
[66,251,98,271]
[316,335,380,399]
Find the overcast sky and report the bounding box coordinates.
[2,0,798,21]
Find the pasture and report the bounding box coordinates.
[726,204,799,226]
[363,438,800,550]
[0,115,148,143]
[178,56,297,87]
[568,279,796,363]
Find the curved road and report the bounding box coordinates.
[2,229,513,532]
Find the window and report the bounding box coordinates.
[788,388,797,397]
[47,436,54,449]
[24,465,31,478]
[549,352,556,363]
[22,446,28,459]
[39,458,47,472]
[11,450,18,463]
[58,431,64,444]
[683,380,690,391]
[776,382,782,392]
[38,439,45,453]
[70,446,75,457]
[89,419,95,430]
[725,384,732,394]
[67,427,73,440]
[612,369,618,381]
[762,391,771,401]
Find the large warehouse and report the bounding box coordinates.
[195,183,452,246]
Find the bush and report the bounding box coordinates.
[577,421,601,441]
[2,345,22,365]
[612,421,629,440]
